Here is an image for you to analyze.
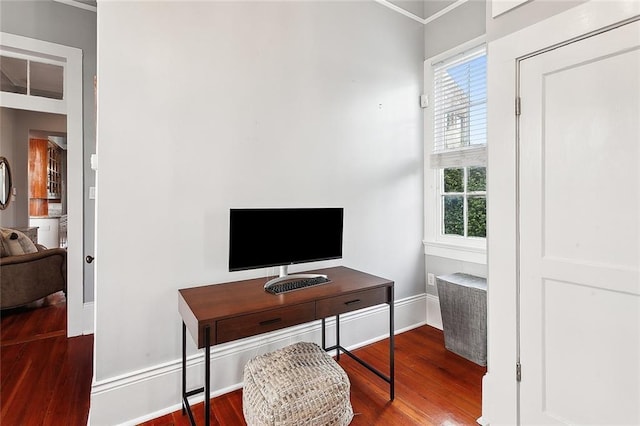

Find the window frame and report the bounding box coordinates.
[0,49,67,114]
[424,36,487,264]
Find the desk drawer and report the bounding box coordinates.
[316,287,388,318]
[216,302,315,344]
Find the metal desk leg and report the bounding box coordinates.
[204,325,211,426]
[335,314,341,361]
[181,323,211,426]
[390,286,395,400]
[182,323,198,425]
[321,318,326,350]
[182,322,187,415]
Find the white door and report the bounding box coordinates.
[518,19,640,425]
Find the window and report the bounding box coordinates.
[431,43,486,166]
[424,39,487,263]
[0,54,64,100]
[442,166,486,238]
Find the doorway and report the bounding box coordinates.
[28,131,68,249]
[0,32,86,337]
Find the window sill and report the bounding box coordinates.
[422,240,486,264]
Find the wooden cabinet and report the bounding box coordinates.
[29,138,63,217]
[47,144,62,199]
[29,139,48,199]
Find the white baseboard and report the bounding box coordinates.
[88,294,427,426]
[83,302,94,335]
[426,293,442,330]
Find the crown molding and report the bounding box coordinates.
[374,0,425,23]
[423,0,470,24]
[52,0,470,23]
[374,0,470,25]
[52,0,97,13]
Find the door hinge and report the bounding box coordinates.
[516,362,522,382]
[515,97,522,116]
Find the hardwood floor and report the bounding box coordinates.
[141,326,486,426]
[1,293,93,426]
[1,297,485,426]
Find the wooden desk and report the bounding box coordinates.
[178,266,394,426]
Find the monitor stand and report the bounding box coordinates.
[263,265,328,290]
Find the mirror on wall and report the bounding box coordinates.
[0,156,12,210]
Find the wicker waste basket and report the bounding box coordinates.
[242,341,353,426]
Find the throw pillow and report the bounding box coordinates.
[0,229,8,257]
[0,228,38,257]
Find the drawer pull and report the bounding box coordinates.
[344,299,361,306]
[259,318,282,326]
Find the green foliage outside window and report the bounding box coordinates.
[467,167,486,191]
[444,168,463,192]
[442,167,486,238]
[467,196,486,237]
[443,195,464,235]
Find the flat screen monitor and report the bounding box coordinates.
[229,208,343,272]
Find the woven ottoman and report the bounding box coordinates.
[242,341,353,426]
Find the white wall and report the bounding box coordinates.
[424,0,486,59]
[92,1,425,423]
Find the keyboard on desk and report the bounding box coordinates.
[265,276,331,295]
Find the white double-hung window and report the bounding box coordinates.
[424,40,487,263]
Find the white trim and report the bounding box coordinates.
[424,0,470,25]
[89,294,427,425]
[52,0,97,13]
[83,302,94,334]
[0,92,66,115]
[424,241,487,264]
[491,0,531,18]
[484,2,640,425]
[426,294,443,330]
[0,32,85,338]
[373,0,424,24]
[425,36,486,68]
[374,0,470,25]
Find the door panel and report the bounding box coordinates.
[519,20,639,425]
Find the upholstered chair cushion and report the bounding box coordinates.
[0,228,38,258]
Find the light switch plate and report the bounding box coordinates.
[427,273,436,286]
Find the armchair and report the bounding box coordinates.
[1,240,67,310]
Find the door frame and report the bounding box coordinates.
[484,1,640,424]
[0,32,85,337]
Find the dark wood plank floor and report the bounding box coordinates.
[1,296,485,426]
[1,293,93,426]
